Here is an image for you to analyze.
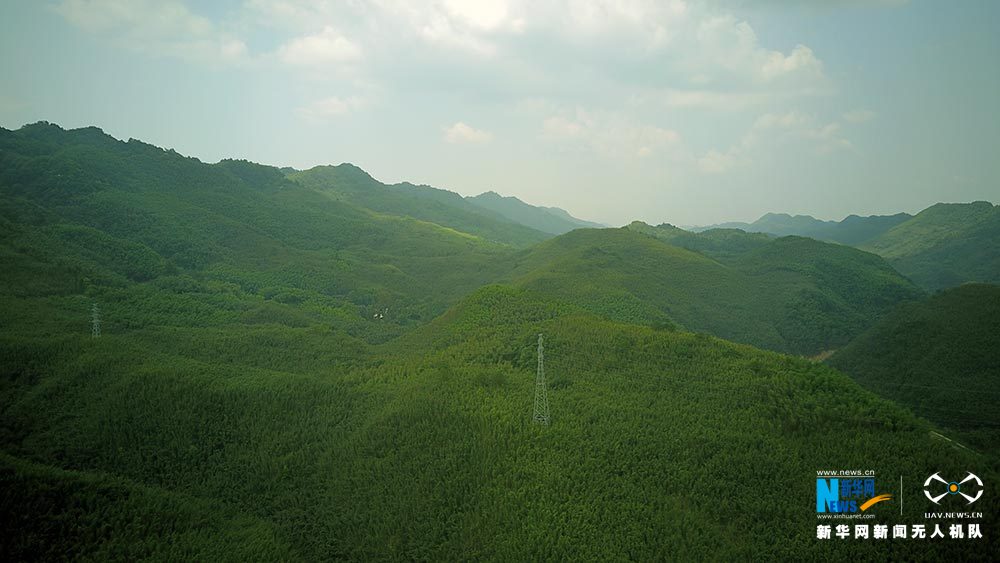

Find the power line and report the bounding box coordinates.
[533,333,550,425]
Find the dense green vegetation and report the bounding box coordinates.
[2,287,996,560]
[861,202,1000,289]
[828,284,1000,452]
[1,122,996,560]
[466,190,604,235]
[0,122,526,342]
[505,225,923,355]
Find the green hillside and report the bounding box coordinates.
[861,202,1000,289]
[1,122,994,560]
[1,286,994,560]
[828,283,1000,451]
[628,221,773,262]
[466,190,604,235]
[0,122,520,341]
[505,226,923,355]
[289,165,549,247]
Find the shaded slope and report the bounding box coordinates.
[504,228,923,355]
[828,283,1000,450]
[0,452,295,561]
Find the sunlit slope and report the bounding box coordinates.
[504,228,923,355]
[861,201,1000,289]
[2,287,993,560]
[0,123,519,339]
[828,283,1000,451]
[289,164,549,246]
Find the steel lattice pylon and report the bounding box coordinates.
[91,303,101,338]
[533,333,550,425]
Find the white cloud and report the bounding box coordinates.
[277,26,362,66]
[698,148,746,174]
[760,44,823,81]
[442,0,511,30]
[843,109,877,123]
[444,122,493,144]
[297,96,367,120]
[699,110,854,174]
[53,0,247,63]
[540,107,680,159]
[658,89,768,110]
[803,121,854,153]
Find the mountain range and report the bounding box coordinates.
[1,122,996,560]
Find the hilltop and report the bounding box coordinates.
[860,202,1000,289]
[466,190,604,235]
[288,165,549,247]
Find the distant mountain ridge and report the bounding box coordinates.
[288,164,549,247]
[466,190,604,235]
[690,202,998,290]
[691,211,913,245]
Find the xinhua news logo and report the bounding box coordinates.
[817,472,892,515]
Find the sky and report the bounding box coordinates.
[1,0,998,226]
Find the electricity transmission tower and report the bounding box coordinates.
[533,333,550,425]
[91,303,101,338]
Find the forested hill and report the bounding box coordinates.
[828,283,1000,451]
[860,201,1000,289]
[0,121,524,339]
[466,190,604,235]
[2,282,996,560]
[501,226,924,355]
[288,165,549,247]
[688,201,999,290]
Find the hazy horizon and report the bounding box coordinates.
[2,0,998,226]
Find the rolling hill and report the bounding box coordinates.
[503,226,924,355]
[466,190,604,235]
[860,202,1000,289]
[828,283,1000,451]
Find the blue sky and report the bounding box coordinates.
[1,0,997,226]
